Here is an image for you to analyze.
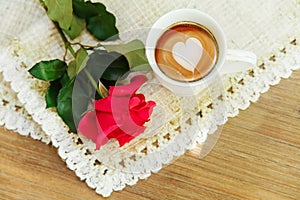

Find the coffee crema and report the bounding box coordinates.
[155,22,218,82]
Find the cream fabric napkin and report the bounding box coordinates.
[0,0,299,197]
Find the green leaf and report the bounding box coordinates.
[76,50,128,100]
[29,59,67,81]
[72,75,93,126]
[64,15,85,40]
[104,40,149,69]
[72,0,106,19]
[131,64,151,71]
[67,60,76,79]
[73,0,119,41]
[82,51,107,82]
[101,52,129,81]
[60,72,70,86]
[86,12,119,41]
[57,78,76,132]
[75,48,88,73]
[45,80,62,108]
[67,48,88,79]
[84,51,129,82]
[44,0,73,30]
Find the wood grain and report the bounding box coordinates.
[0,70,299,200]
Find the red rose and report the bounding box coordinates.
[78,75,156,150]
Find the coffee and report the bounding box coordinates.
[155,22,218,82]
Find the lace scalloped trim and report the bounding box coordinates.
[1,0,300,197]
[0,36,299,197]
[0,73,50,143]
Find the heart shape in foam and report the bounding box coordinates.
[172,37,203,72]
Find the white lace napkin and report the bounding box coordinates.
[0,0,299,197]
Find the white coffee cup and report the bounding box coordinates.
[146,9,257,96]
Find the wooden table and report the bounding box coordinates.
[1,70,299,200]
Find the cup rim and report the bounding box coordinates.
[146,9,227,87]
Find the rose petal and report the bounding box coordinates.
[94,96,112,112]
[130,94,146,110]
[95,95,130,114]
[140,101,156,120]
[130,100,156,124]
[116,132,135,146]
[96,111,119,134]
[119,121,147,137]
[111,127,146,147]
[109,75,147,96]
[104,127,132,146]
[95,131,110,150]
[130,110,147,126]
[80,75,156,150]
[78,111,99,142]
[129,95,144,109]
[78,111,113,150]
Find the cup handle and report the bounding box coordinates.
[220,49,257,74]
